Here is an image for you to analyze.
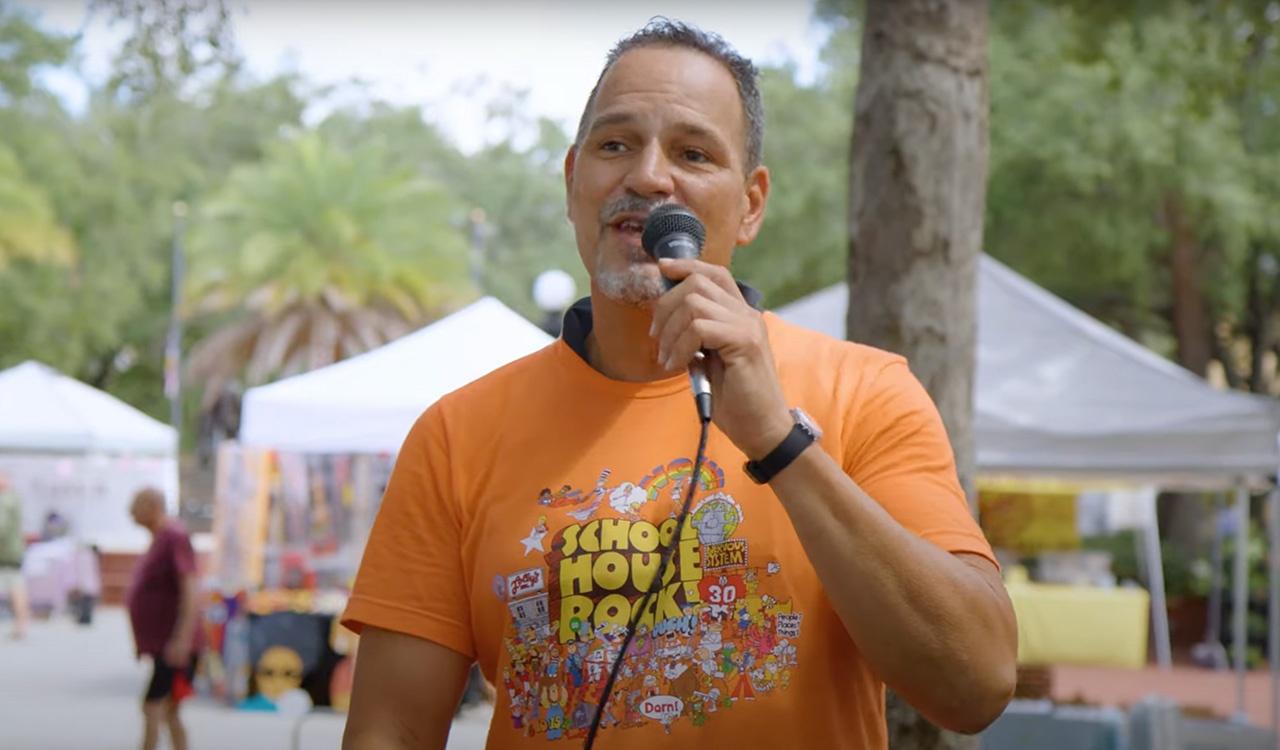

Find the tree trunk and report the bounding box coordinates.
[846,1,989,748]
[1162,192,1213,376]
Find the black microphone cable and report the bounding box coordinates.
[582,409,711,749]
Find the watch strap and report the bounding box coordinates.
[744,419,817,484]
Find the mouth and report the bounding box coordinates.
[606,213,648,245]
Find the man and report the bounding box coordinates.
[0,472,30,640]
[126,487,201,750]
[343,20,1017,749]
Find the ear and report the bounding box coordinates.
[563,146,578,221]
[735,165,771,246]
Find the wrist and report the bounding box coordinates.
[742,410,797,461]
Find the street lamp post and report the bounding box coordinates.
[467,208,491,292]
[165,201,187,442]
[532,269,577,338]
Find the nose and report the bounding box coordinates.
[623,140,675,200]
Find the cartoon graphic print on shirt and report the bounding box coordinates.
[497,457,803,740]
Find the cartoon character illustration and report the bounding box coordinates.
[608,481,649,518]
[571,700,595,731]
[729,652,756,702]
[539,484,585,508]
[667,661,699,703]
[542,682,569,740]
[499,459,810,738]
[566,642,587,689]
[520,515,550,556]
[558,469,613,522]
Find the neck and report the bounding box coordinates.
[584,288,670,382]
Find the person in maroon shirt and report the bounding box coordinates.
[125,487,201,750]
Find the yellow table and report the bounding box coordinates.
[1006,580,1150,669]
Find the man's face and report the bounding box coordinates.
[565,45,769,307]
[130,497,157,528]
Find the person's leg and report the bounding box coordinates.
[141,700,166,750]
[8,578,28,639]
[166,697,188,750]
[142,660,174,750]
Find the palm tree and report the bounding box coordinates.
[185,131,472,406]
[0,144,75,270]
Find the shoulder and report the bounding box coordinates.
[160,521,192,546]
[765,313,909,396]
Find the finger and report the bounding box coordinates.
[658,258,742,300]
[656,292,727,366]
[664,317,741,371]
[651,268,739,341]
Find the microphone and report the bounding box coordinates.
[642,205,713,423]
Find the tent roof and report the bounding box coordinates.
[239,296,553,454]
[0,361,177,455]
[776,255,1280,485]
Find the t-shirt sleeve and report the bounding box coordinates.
[171,530,197,576]
[341,405,476,658]
[843,358,997,566]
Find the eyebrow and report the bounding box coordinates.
[587,111,731,152]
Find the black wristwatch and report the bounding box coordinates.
[744,408,822,484]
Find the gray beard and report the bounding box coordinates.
[593,252,666,306]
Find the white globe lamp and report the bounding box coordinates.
[533,269,577,337]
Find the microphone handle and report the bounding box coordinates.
[655,232,713,422]
[689,354,712,423]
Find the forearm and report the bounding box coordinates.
[768,446,1016,732]
[171,576,199,645]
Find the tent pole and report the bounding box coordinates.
[1268,484,1279,738]
[1142,488,1173,669]
[1232,482,1250,723]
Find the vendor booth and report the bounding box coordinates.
[0,361,178,616]
[0,360,179,551]
[777,255,1280,727]
[202,297,552,710]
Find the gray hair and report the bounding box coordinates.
[573,18,765,171]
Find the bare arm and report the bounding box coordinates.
[768,446,1017,733]
[163,572,200,666]
[652,258,1017,732]
[343,626,472,750]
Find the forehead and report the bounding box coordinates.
[590,45,746,142]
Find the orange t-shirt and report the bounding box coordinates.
[342,313,995,749]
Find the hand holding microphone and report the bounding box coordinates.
[641,205,793,459]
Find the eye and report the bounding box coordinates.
[683,148,711,164]
[599,139,627,153]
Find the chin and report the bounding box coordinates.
[595,269,665,307]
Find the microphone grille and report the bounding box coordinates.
[642,205,706,257]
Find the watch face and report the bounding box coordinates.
[792,408,823,440]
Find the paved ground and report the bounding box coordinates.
[7,606,1276,748]
[0,607,492,750]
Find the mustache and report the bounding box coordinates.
[599,194,671,224]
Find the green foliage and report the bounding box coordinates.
[183,129,473,395]
[4,0,1279,446]
[318,96,585,320]
[735,28,860,308]
[983,1,1280,380]
[0,143,75,269]
[189,131,469,318]
[0,5,74,101]
[90,0,238,98]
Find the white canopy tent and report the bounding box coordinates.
[776,254,1280,727]
[775,255,1280,483]
[0,361,178,551]
[239,296,554,454]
